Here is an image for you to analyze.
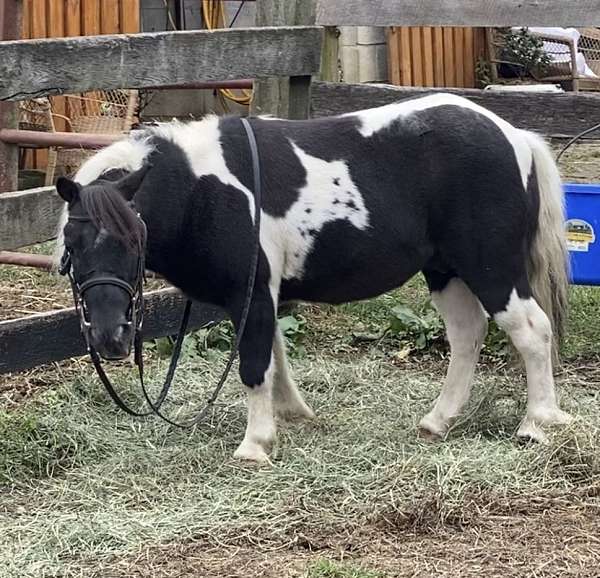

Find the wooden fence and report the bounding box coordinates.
[388,27,485,88]
[22,0,139,38]
[0,0,321,374]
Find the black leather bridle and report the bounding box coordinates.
[59,117,261,426]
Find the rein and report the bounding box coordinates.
[60,117,262,427]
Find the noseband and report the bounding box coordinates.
[59,117,261,427]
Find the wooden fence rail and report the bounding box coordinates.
[311,81,600,138]
[316,0,600,27]
[0,289,224,374]
[0,186,63,251]
[0,26,322,102]
[3,82,600,253]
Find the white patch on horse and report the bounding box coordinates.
[54,137,153,268]
[93,228,109,248]
[150,117,256,221]
[277,143,369,280]
[494,289,572,442]
[75,137,153,186]
[347,93,532,189]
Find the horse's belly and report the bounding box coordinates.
[279,235,431,304]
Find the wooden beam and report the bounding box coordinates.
[0,26,322,101]
[311,81,600,138]
[0,289,225,374]
[0,0,21,193]
[320,27,339,82]
[250,1,318,119]
[0,186,64,251]
[316,0,600,27]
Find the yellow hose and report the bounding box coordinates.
[201,0,252,105]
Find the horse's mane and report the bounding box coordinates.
[79,179,144,251]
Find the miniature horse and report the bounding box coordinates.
[56,93,571,462]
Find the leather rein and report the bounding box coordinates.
[59,117,262,428]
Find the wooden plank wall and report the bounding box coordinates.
[20,0,140,170]
[388,27,485,88]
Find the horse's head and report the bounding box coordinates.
[56,165,151,360]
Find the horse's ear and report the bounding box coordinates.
[56,177,81,204]
[115,163,152,201]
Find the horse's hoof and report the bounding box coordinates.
[418,414,448,441]
[516,419,548,444]
[277,403,316,422]
[233,441,271,464]
[516,409,573,444]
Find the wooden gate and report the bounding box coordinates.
[388,27,486,88]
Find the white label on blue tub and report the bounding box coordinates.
[566,219,595,253]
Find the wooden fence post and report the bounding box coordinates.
[250,0,319,119]
[0,0,21,193]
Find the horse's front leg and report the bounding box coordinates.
[231,288,277,463]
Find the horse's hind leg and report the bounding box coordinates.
[272,326,315,420]
[492,289,572,442]
[419,275,488,439]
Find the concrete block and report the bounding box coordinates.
[358,44,384,83]
[357,26,386,45]
[340,45,359,84]
[339,26,358,46]
[376,43,389,82]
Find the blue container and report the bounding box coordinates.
[564,183,600,285]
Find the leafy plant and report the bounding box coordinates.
[278,312,307,356]
[388,302,444,350]
[482,320,511,359]
[500,28,552,78]
[150,322,234,361]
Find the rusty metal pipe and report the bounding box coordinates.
[147,79,253,90]
[0,129,121,149]
[0,251,54,270]
[0,251,164,281]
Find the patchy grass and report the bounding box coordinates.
[0,302,599,576]
[307,560,384,578]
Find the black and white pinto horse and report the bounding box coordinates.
[56,94,571,462]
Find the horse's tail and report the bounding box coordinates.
[522,130,569,350]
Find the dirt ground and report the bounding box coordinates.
[104,504,600,578]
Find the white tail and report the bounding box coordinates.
[521,130,569,349]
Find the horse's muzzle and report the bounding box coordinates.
[90,324,133,360]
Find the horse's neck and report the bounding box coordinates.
[137,167,212,278]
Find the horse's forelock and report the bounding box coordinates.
[80,182,143,251]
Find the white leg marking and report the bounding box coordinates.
[272,326,315,420]
[233,356,277,464]
[494,290,572,443]
[419,279,488,439]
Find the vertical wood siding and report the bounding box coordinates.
[388,26,486,88]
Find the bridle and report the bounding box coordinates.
[59,117,261,426]
[59,214,147,355]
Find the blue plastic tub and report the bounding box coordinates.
[564,183,600,285]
